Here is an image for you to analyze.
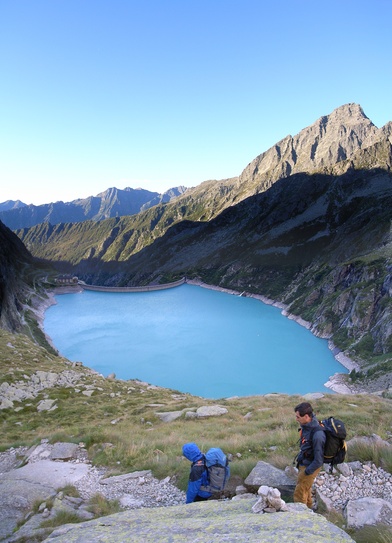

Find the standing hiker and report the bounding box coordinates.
[293,401,326,508]
[182,442,212,504]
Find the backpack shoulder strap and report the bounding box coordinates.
[309,423,325,437]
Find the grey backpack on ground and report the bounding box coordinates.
[200,447,230,493]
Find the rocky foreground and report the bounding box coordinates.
[1,439,392,542]
[1,442,354,543]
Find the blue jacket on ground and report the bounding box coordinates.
[297,415,326,475]
[182,443,212,504]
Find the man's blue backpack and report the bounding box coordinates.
[200,447,230,493]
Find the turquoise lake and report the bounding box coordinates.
[44,283,347,398]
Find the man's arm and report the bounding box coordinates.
[305,429,326,475]
[186,464,204,503]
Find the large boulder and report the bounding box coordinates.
[43,498,354,542]
[49,442,80,461]
[244,461,296,499]
[0,478,56,542]
[0,457,90,540]
[196,406,228,417]
[343,497,392,528]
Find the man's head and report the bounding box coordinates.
[294,402,313,425]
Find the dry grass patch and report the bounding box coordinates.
[86,493,121,517]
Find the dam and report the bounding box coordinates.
[78,277,186,293]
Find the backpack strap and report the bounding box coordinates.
[190,457,208,483]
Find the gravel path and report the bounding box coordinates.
[72,465,186,508]
[0,444,186,512]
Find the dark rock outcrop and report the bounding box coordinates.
[0,221,35,331]
[244,461,296,499]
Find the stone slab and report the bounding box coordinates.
[3,459,90,487]
[43,498,355,543]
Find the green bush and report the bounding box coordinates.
[87,493,121,517]
[350,525,392,543]
[355,334,375,356]
[347,441,392,471]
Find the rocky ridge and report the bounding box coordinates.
[16,104,392,267]
[236,103,387,200]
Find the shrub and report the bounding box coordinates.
[355,334,375,356]
[347,441,392,473]
[87,493,121,517]
[350,525,392,543]
[57,484,80,498]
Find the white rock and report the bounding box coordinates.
[195,406,228,417]
[37,399,57,412]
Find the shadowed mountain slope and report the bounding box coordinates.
[0,221,36,331]
[15,104,392,266]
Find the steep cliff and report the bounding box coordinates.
[235,103,385,200]
[0,221,35,331]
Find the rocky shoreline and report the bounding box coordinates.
[186,279,362,395]
[30,285,83,352]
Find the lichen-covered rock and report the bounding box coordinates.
[155,409,186,422]
[43,499,354,543]
[37,399,57,412]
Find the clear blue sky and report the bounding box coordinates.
[1,0,391,205]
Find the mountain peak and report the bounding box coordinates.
[311,103,374,140]
[328,103,369,122]
[238,104,381,194]
[0,200,27,212]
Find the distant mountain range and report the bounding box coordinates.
[0,200,26,212]
[2,103,392,386]
[0,186,187,230]
[15,103,392,270]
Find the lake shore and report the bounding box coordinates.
[34,281,372,396]
[31,285,83,351]
[186,279,359,395]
